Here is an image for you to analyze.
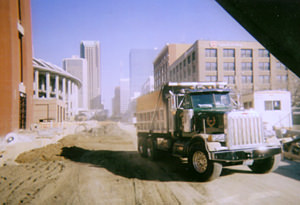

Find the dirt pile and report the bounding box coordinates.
[15,122,132,164]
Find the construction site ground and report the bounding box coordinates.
[0,121,299,204]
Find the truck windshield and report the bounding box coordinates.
[191,92,231,108]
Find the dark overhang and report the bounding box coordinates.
[216,0,300,77]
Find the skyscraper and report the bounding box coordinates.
[63,56,88,111]
[120,78,130,114]
[129,48,160,97]
[80,41,102,109]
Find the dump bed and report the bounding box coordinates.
[136,90,168,134]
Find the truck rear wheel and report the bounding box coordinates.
[146,138,158,160]
[248,154,281,173]
[189,144,222,181]
[138,137,147,157]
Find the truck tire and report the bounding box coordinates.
[189,144,222,181]
[146,138,158,161]
[138,137,147,158]
[248,154,281,173]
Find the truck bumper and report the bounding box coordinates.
[211,146,282,162]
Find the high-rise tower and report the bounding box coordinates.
[80,41,102,109]
[63,56,88,111]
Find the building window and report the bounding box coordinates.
[259,75,270,83]
[276,62,287,70]
[205,48,217,57]
[224,75,235,84]
[183,59,186,67]
[242,75,253,84]
[241,49,252,57]
[192,51,196,61]
[241,62,253,71]
[259,62,270,71]
[205,62,217,71]
[276,75,288,82]
[192,65,196,73]
[258,49,270,57]
[188,55,191,64]
[223,62,235,71]
[223,49,235,57]
[205,75,217,82]
[265,100,281,111]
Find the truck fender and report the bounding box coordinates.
[187,135,212,160]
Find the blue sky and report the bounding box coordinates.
[31,0,255,112]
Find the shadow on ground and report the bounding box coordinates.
[274,159,300,181]
[60,146,265,182]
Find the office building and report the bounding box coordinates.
[120,78,130,114]
[141,76,154,95]
[80,41,102,109]
[32,59,81,123]
[129,48,160,97]
[153,44,192,90]
[155,40,300,106]
[112,86,120,118]
[63,56,88,111]
[0,0,33,136]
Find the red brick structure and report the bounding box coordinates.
[0,0,33,137]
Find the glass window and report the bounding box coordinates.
[192,51,196,61]
[223,62,235,71]
[223,49,235,57]
[265,101,281,111]
[205,75,217,82]
[191,93,231,108]
[259,75,270,83]
[242,75,253,84]
[205,62,217,71]
[241,62,253,71]
[241,49,252,57]
[224,75,235,84]
[259,62,270,70]
[276,75,288,82]
[276,62,287,70]
[258,49,270,57]
[188,55,191,64]
[183,59,186,67]
[205,48,217,57]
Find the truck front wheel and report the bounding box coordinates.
[248,154,281,173]
[189,144,222,181]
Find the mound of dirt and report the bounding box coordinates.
[15,122,132,164]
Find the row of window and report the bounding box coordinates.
[205,48,270,58]
[205,62,286,71]
[206,75,288,84]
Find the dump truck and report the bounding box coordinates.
[136,82,282,181]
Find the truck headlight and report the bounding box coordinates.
[208,134,226,142]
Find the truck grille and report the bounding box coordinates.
[227,110,264,149]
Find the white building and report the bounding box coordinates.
[32,58,81,123]
[63,56,88,111]
[80,41,102,109]
[120,78,130,114]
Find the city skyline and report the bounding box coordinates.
[31,0,255,112]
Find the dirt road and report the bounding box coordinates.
[0,122,299,204]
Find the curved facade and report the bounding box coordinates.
[32,58,81,123]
